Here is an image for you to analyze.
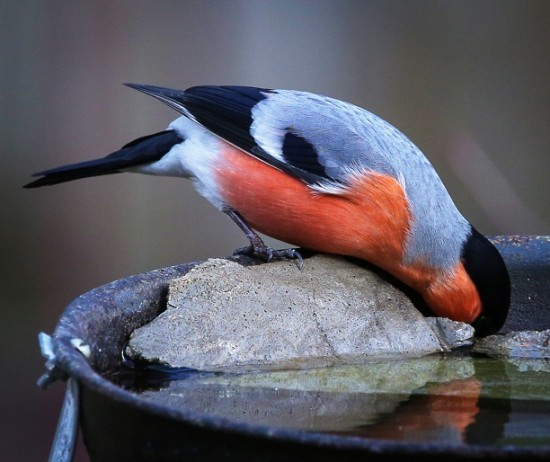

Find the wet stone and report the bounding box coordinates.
[125,255,474,371]
[426,317,474,348]
[473,329,550,359]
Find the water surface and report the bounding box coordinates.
[108,353,550,447]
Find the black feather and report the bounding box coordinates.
[179,86,327,184]
[24,130,183,188]
[281,132,325,178]
[463,228,511,336]
[182,86,270,153]
[123,84,329,185]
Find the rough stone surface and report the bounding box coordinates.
[126,255,472,370]
[473,329,550,358]
[426,317,475,348]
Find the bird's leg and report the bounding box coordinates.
[223,208,303,268]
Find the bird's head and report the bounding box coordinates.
[462,229,511,336]
[421,228,510,336]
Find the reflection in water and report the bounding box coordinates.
[107,355,550,447]
[465,358,510,445]
[346,377,483,445]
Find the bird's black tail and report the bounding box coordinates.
[24,130,184,188]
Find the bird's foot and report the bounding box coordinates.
[234,244,303,269]
[223,207,303,268]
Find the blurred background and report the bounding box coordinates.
[2,1,549,460]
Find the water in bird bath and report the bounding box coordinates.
[106,351,550,448]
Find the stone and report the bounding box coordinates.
[473,329,550,358]
[426,317,475,348]
[126,255,473,370]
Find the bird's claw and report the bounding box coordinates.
[276,248,304,269]
[233,244,272,261]
[234,245,303,269]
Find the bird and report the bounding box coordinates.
[25,84,510,335]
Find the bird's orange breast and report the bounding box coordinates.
[215,145,412,269]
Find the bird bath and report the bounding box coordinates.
[39,236,550,461]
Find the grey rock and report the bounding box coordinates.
[426,317,474,348]
[126,255,472,370]
[473,329,550,358]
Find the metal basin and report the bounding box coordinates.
[41,236,550,461]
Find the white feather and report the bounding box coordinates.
[250,101,287,162]
[130,116,226,209]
